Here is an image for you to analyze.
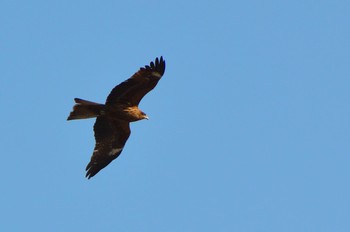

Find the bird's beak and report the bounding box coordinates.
[144,115,149,120]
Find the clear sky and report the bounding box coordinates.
[1,0,349,231]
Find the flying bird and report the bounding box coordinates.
[67,57,166,179]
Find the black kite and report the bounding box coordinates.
[67,57,166,179]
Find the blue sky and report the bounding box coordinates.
[1,0,350,231]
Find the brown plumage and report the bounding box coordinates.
[67,57,166,179]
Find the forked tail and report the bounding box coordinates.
[67,98,104,120]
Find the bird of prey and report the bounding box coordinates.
[67,57,166,179]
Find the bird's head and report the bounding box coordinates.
[141,111,149,120]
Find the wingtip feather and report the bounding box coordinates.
[143,56,165,76]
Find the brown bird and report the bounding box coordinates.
[67,57,166,179]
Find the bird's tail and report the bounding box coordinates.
[67,98,104,120]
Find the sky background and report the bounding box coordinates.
[1,0,350,231]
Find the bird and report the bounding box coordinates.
[67,57,166,179]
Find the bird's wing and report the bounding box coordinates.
[85,116,131,179]
[105,56,166,106]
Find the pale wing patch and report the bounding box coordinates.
[109,147,123,156]
[152,72,162,78]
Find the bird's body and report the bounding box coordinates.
[106,104,148,122]
[67,57,166,179]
